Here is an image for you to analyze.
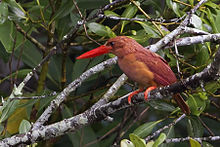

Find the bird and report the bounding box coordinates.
[76,36,190,114]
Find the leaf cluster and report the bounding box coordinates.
[0,0,220,146]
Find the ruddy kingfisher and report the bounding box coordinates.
[77,36,190,114]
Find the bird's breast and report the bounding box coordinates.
[118,54,157,88]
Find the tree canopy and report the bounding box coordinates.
[0,0,220,146]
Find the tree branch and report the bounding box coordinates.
[165,33,220,49]
[148,0,208,52]
[145,114,186,142]
[98,14,182,24]
[32,57,117,130]
[164,136,220,143]
[13,22,46,52]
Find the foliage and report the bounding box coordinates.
[0,0,220,146]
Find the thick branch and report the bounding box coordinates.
[164,136,220,143]
[32,57,117,130]
[165,33,220,49]
[148,0,208,52]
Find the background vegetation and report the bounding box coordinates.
[0,0,220,146]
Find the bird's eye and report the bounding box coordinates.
[109,41,115,46]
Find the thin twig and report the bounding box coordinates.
[145,114,186,141]
[202,112,220,122]
[131,0,164,36]
[13,22,46,52]
[11,92,57,101]
[174,39,182,78]
[72,0,101,45]
[198,116,215,136]
[98,14,182,24]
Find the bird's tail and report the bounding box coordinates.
[173,93,190,115]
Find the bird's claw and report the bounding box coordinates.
[144,86,157,101]
[128,89,143,104]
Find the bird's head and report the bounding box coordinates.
[76,36,142,59]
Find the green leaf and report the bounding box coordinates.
[188,93,206,116]
[0,69,32,84]
[188,0,194,6]
[215,10,220,33]
[197,92,208,101]
[189,138,201,147]
[77,0,108,9]
[136,21,161,38]
[88,22,116,38]
[164,50,176,67]
[14,39,41,67]
[19,119,31,133]
[0,2,8,24]
[0,20,14,53]
[146,141,154,147]
[166,0,181,17]
[56,14,80,40]
[142,1,162,13]
[0,21,33,53]
[203,141,214,147]
[0,100,20,123]
[191,14,203,30]
[120,139,135,147]
[73,58,91,80]
[206,8,218,33]
[129,133,146,147]
[148,100,176,112]
[88,22,107,36]
[204,1,220,9]
[61,104,73,119]
[0,124,4,135]
[49,0,74,25]
[187,117,204,137]
[196,45,210,66]
[130,30,152,44]
[5,0,26,21]
[67,126,99,147]
[153,133,166,147]
[165,126,174,139]
[120,2,138,33]
[104,10,119,17]
[160,126,175,147]
[0,42,10,62]
[204,81,220,94]
[47,55,73,88]
[133,120,162,138]
[105,26,116,38]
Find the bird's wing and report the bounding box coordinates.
[135,50,177,86]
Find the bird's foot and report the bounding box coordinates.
[128,89,143,104]
[144,86,157,101]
